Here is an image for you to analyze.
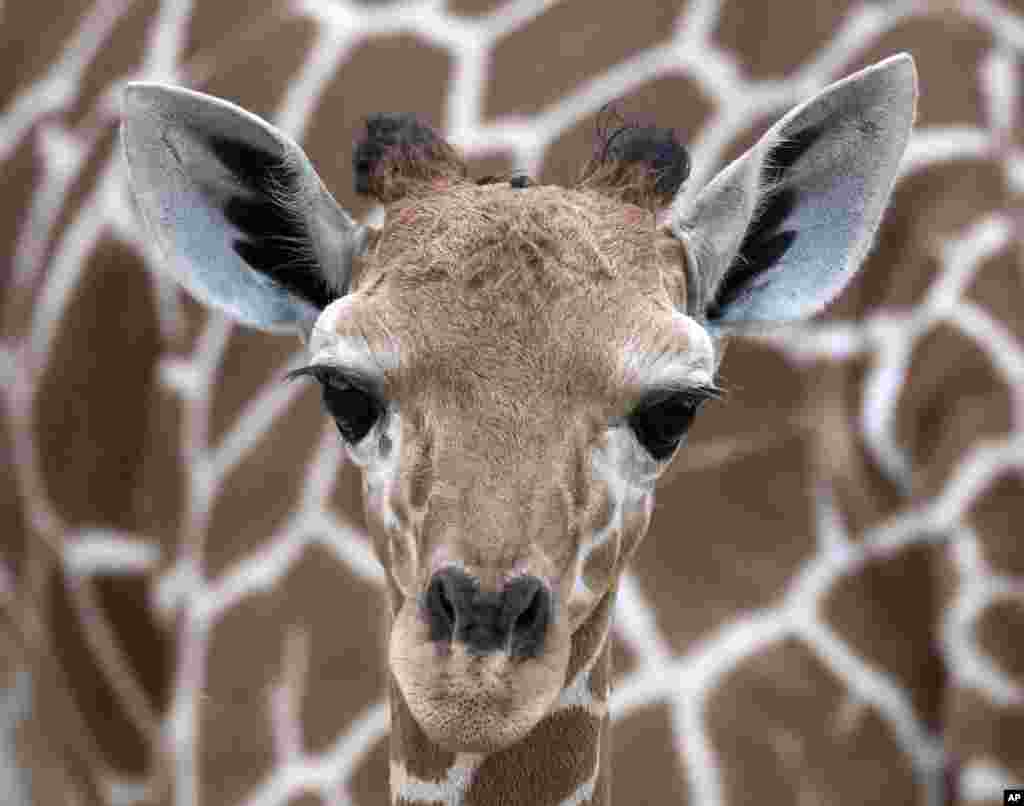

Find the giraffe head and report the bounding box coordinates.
[121,55,916,753]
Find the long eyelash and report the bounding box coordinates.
[284,364,347,390]
[284,364,370,392]
[688,383,724,403]
[284,364,326,384]
[639,382,723,411]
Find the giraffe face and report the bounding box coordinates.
[122,55,915,755]
[305,182,717,751]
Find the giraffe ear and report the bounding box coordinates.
[667,53,917,332]
[121,83,369,333]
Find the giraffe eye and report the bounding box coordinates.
[320,379,382,444]
[628,388,716,460]
[285,365,384,444]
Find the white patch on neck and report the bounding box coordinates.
[391,752,484,805]
[348,406,411,573]
[556,664,604,715]
[556,764,600,806]
[572,494,621,602]
[570,425,656,620]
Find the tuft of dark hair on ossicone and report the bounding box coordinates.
[574,103,690,211]
[353,113,468,203]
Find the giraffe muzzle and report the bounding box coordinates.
[425,567,550,660]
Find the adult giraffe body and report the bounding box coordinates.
[116,54,914,804]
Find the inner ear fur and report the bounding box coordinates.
[121,83,367,332]
[666,53,918,331]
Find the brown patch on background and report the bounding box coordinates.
[208,326,302,446]
[0,413,27,583]
[707,638,919,805]
[447,0,506,16]
[973,598,1024,685]
[126,379,186,561]
[814,361,905,536]
[34,233,161,530]
[713,0,856,78]
[66,0,160,128]
[610,624,642,689]
[16,648,108,805]
[0,630,23,704]
[965,241,1024,346]
[821,542,946,732]
[946,687,1024,777]
[329,457,369,531]
[205,386,324,577]
[197,14,320,123]
[0,129,42,323]
[485,0,687,120]
[850,13,991,128]
[301,34,453,220]
[285,793,326,806]
[894,323,1014,502]
[389,675,457,782]
[281,544,387,753]
[6,126,118,338]
[348,732,390,806]
[611,703,691,806]
[968,469,1024,576]
[465,706,600,806]
[637,432,816,655]
[0,0,95,107]
[183,3,289,64]
[50,567,150,774]
[169,286,214,357]
[201,589,284,805]
[95,574,174,718]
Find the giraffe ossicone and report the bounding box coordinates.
[121,53,917,803]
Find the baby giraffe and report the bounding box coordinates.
[121,54,916,806]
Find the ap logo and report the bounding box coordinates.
[1006,790,1024,804]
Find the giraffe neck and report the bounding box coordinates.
[389,589,615,806]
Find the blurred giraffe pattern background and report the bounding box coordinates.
[2,1,1024,804]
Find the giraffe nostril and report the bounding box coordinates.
[425,569,550,657]
[507,579,549,660]
[514,588,542,635]
[425,573,457,642]
[440,585,455,625]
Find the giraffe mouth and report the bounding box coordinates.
[398,661,561,752]
[389,593,572,752]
